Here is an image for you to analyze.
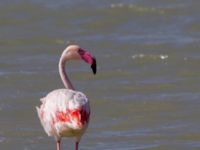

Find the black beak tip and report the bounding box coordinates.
[91,58,97,75]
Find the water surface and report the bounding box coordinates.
[0,0,200,150]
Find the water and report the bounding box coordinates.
[0,0,200,150]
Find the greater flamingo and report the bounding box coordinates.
[36,45,96,150]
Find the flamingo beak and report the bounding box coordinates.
[79,48,97,75]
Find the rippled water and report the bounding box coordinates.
[0,0,200,150]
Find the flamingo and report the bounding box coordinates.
[36,45,96,150]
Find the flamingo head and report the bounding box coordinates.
[64,45,97,74]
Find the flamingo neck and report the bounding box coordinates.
[59,56,75,90]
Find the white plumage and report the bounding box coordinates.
[36,89,90,141]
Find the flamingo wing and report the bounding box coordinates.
[36,89,90,140]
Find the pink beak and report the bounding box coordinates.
[78,48,97,74]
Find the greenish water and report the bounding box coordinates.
[0,0,200,150]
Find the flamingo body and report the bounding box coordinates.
[36,89,90,141]
[36,45,96,150]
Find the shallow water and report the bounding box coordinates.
[0,0,200,150]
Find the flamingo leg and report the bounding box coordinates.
[57,141,61,150]
[76,141,79,150]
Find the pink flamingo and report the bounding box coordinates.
[36,45,96,150]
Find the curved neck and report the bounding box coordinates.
[59,56,75,90]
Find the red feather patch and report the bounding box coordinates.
[56,108,90,126]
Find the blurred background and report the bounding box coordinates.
[0,0,200,150]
